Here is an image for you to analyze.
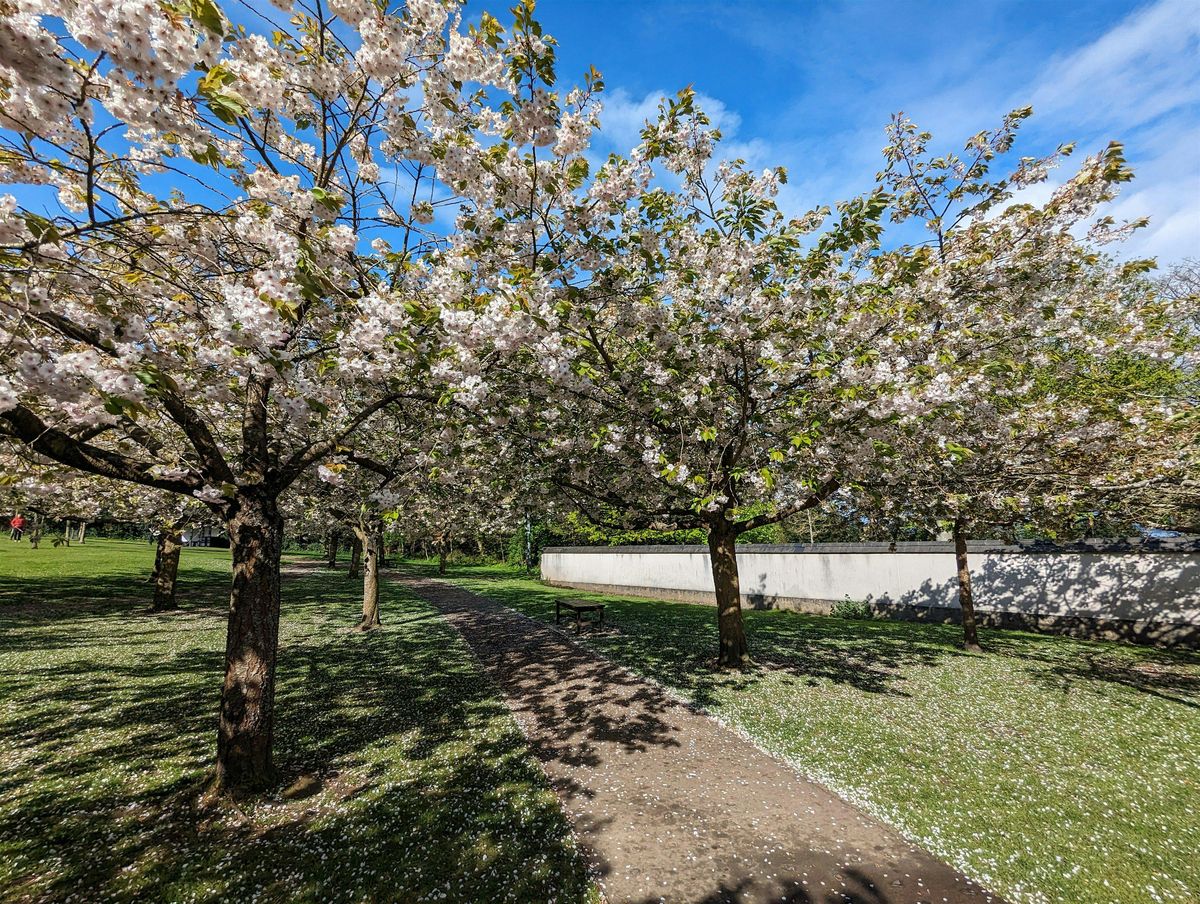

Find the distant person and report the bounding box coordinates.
[10,513,26,541]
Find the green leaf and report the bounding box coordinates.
[21,212,59,244]
[189,0,225,35]
[198,64,249,124]
[189,143,221,169]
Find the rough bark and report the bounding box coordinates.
[326,529,339,568]
[438,546,447,576]
[149,534,163,584]
[151,527,183,611]
[215,492,283,792]
[348,534,362,579]
[359,528,382,629]
[76,521,87,544]
[953,520,983,652]
[707,517,750,668]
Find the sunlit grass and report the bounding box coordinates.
[412,559,1200,904]
[0,541,595,904]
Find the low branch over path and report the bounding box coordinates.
[401,576,1005,904]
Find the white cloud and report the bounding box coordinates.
[1030,0,1200,130]
[594,0,1199,263]
[1104,122,1200,262]
[596,87,744,153]
[1023,0,1200,262]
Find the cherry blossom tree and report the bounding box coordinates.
[0,0,587,789]
[290,450,413,630]
[0,452,210,607]
[398,443,516,574]
[441,90,1195,668]
[853,112,1195,650]
[296,398,516,631]
[443,90,910,667]
[0,454,106,547]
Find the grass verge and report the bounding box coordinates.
[0,540,595,904]
[407,559,1200,904]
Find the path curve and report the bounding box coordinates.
[404,576,1005,904]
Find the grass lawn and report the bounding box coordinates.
[0,540,596,904]
[407,559,1200,904]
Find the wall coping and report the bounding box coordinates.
[542,537,1200,556]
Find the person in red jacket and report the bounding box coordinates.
[9,513,26,541]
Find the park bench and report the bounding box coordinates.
[555,598,605,634]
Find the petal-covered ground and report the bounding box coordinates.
[408,574,1003,904]
[415,560,1200,904]
[0,541,596,904]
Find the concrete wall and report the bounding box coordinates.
[540,540,1200,647]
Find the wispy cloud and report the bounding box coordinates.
[589,0,1199,263]
[596,87,747,154]
[1030,0,1200,129]
[1023,0,1200,260]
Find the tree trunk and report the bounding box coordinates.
[359,528,382,629]
[707,517,750,668]
[438,545,447,576]
[62,520,71,546]
[326,529,339,568]
[149,533,164,584]
[77,521,87,544]
[524,515,533,572]
[28,514,40,549]
[953,520,983,652]
[215,493,283,792]
[348,534,362,579]
[151,527,183,611]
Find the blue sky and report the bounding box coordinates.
[537,0,1200,264]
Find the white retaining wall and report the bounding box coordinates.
[540,540,1200,644]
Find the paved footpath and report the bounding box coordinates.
[404,577,1006,904]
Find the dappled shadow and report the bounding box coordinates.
[629,866,913,904]
[0,564,592,903]
[981,630,1200,710]
[405,573,1006,904]
[397,562,968,708]
[733,540,1200,648]
[408,577,683,777]
[399,559,1200,719]
[0,570,230,653]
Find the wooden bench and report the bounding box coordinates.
[555,599,605,634]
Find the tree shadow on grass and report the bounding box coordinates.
[402,561,1200,714]
[0,571,593,904]
[982,630,1200,709]
[396,564,963,708]
[0,568,231,655]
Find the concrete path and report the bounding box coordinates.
[404,577,1005,904]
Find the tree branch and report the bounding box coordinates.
[734,478,840,533]
[1,406,202,496]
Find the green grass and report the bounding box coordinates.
[0,540,596,904]
[408,559,1200,904]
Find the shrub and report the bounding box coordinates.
[831,596,873,620]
